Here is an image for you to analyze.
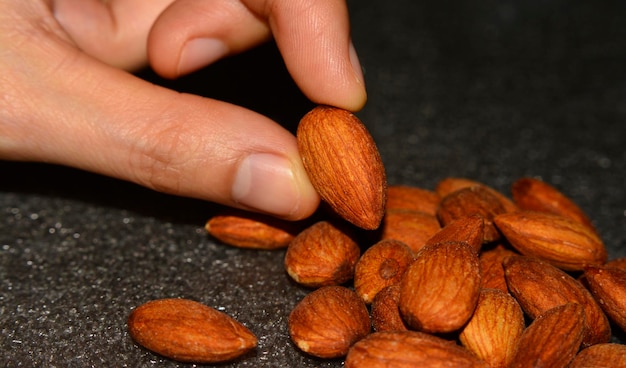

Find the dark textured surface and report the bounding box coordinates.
[2,0,625,366]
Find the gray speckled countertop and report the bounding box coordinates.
[2,0,625,366]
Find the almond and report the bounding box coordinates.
[370,284,409,332]
[399,241,481,333]
[459,289,525,368]
[127,298,257,363]
[435,177,518,213]
[288,285,370,358]
[354,239,414,304]
[503,255,611,347]
[437,186,506,243]
[494,211,607,271]
[380,208,441,253]
[605,256,626,271]
[284,221,360,288]
[510,303,585,368]
[297,105,387,230]
[386,185,441,216]
[345,330,489,368]
[583,265,626,332]
[511,177,596,233]
[205,211,305,250]
[569,343,626,368]
[424,214,485,253]
[479,244,519,293]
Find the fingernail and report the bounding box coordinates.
[232,153,301,217]
[178,38,228,76]
[349,41,365,85]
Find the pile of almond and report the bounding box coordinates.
[130,106,626,366]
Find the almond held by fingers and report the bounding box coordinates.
[494,211,607,271]
[127,299,257,364]
[569,343,626,368]
[583,265,626,332]
[510,303,585,368]
[345,330,489,368]
[297,105,387,230]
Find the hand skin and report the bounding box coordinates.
[0,0,367,220]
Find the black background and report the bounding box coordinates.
[2,0,625,366]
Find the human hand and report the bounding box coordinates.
[0,0,367,220]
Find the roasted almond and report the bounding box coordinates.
[284,221,360,288]
[370,284,409,332]
[354,239,414,304]
[424,214,485,254]
[511,177,596,233]
[127,298,257,364]
[297,105,387,230]
[569,343,626,368]
[605,256,626,271]
[399,241,481,333]
[437,186,506,243]
[385,185,441,216]
[583,265,626,332]
[494,211,607,271]
[288,285,370,358]
[380,208,441,253]
[510,303,585,368]
[459,288,525,368]
[435,177,518,213]
[503,255,611,347]
[345,330,489,368]
[479,244,519,293]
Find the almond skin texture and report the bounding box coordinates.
[284,221,360,288]
[605,256,626,271]
[435,177,518,213]
[424,214,485,254]
[503,255,611,347]
[583,265,626,332]
[205,211,304,250]
[494,211,607,271]
[459,289,525,368]
[386,185,441,216]
[399,241,481,333]
[345,330,489,368]
[569,343,626,368]
[354,239,415,304]
[437,186,506,243]
[288,286,370,358]
[479,244,518,293]
[380,209,441,253]
[511,177,596,233]
[370,285,409,332]
[510,303,585,368]
[127,299,257,364]
[297,105,387,230]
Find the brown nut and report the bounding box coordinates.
[569,343,626,368]
[435,177,518,213]
[583,265,626,332]
[479,244,519,293]
[380,208,441,253]
[424,214,485,254]
[370,284,409,332]
[385,185,441,216]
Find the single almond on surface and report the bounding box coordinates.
[370,284,409,332]
[354,239,414,304]
[435,177,518,213]
[205,211,305,250]
[380,208,441,253]
[284,221,360,288]
[424,214,485,253]
[437,186,507,243]
[569,343,626,368]
[399,241,481,333]
[385,185,441,216]
[288,285,370,358]
[503,255,611,347]
[511,177,596,233]
[459,288,525,368]
[495,211,607,271]
[345,330,489,368]
[127,298,257,364]
[510,303,585,368]
[297,105,387,230]
[479,244,518,293]
[583,265,626,332]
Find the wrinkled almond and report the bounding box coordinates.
[284,221,360,288]
[583,265,626,332]
[345,330,489,368]
[495,211,607,271]
[569,343,626,368]
[288,286,370,358]
[297,105,387,230]
[605,256,626,271]
[380,208,441,253]
[510,303,585,368]
[503,255,611,347]
[424,214,485,253]
[385,185,441,216]
[354,239,414,304]
[479,244,518,293]
[435,177,518,213]
[127,298,257,364]
[459,288,525,368]
[399,241,481,333]
[370,284,409,332]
